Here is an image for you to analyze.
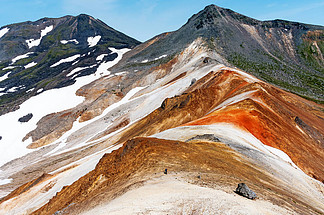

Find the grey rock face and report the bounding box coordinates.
[186,134,220,142]
[235,183,257,200]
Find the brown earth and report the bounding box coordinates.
[31,137,321,215]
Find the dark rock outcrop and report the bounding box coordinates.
[235,183,257,200]
[186,134,220,142]
[18,113,33,123]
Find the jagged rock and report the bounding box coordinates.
[235,183,257,200]
[186,134,220,142]
[18,113,33,123]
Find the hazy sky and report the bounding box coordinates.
[1,0,323,42]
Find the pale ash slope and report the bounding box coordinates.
[0,39,323,214]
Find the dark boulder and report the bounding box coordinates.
[235,183,257,200]
[18,113,33,123]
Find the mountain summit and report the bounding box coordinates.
[119,4,323,103]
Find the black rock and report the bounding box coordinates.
[0,136,2,140]
[235,183,257,200]
[164,169,167,174]
[18,113,33,123]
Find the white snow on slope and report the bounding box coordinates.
[0,72,11,82]
[67,64,97,77]
[7,86,24,93]
[60,39,79,44]
[87,35,101,47]
[154,54,167,61]
[11,52,33,64]
[2,66,16,70]
[96,54,108,61]
[24,62,37,69]
[50,54,80,68]
[0,28,9,39]
[25,25,53,48]
[0,48,129,168]
[0,178,12,186]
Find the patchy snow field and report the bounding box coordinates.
[24,62,37,69]
[60,39,79,44]
[11,52,33,64]
[0,72,11,82]
[0,28,9,39]
[87,36,101,47]
[0,48,129,168]
[26,25,53,48]
[50,54,80,67]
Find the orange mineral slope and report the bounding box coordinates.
[183,68,324,182]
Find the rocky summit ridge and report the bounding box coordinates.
[0,4,323,215]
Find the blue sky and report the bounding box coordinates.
[0,0,323,42]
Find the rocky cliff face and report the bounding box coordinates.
[0,5,323,215]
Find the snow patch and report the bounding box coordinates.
[25,25,53,48]
[7,85,24,93]
[0,178,12,185]
[87,35,101,47]
[154,54,167,61]
[0,27,9,39]
[141,59,148,63]
[11,52,33,64]
[60,39,79,44]
[24,62,37,69]
[50,54,80,68]
[36,88,43,93]
[0,72,11,82]
[2,66,16,70]
[96,54,108,61]
[26,88,34,93]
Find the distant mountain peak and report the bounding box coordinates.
[188,4,259,29]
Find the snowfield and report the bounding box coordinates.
[87,35,101,47]
[0,72,11,82]
[11,52,33,64]
[24,62,37,69]
[50,54,80,67]
[26,25,53,48]
[60,39,79,44]
[0,28,9,39]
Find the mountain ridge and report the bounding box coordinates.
[0,5,323,215]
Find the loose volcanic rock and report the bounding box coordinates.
[235,183,257,200]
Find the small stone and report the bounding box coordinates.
[164,169,167,174]
[235,183,257,200]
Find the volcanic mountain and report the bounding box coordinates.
[0,14,139,115]
[0,4,323,215]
